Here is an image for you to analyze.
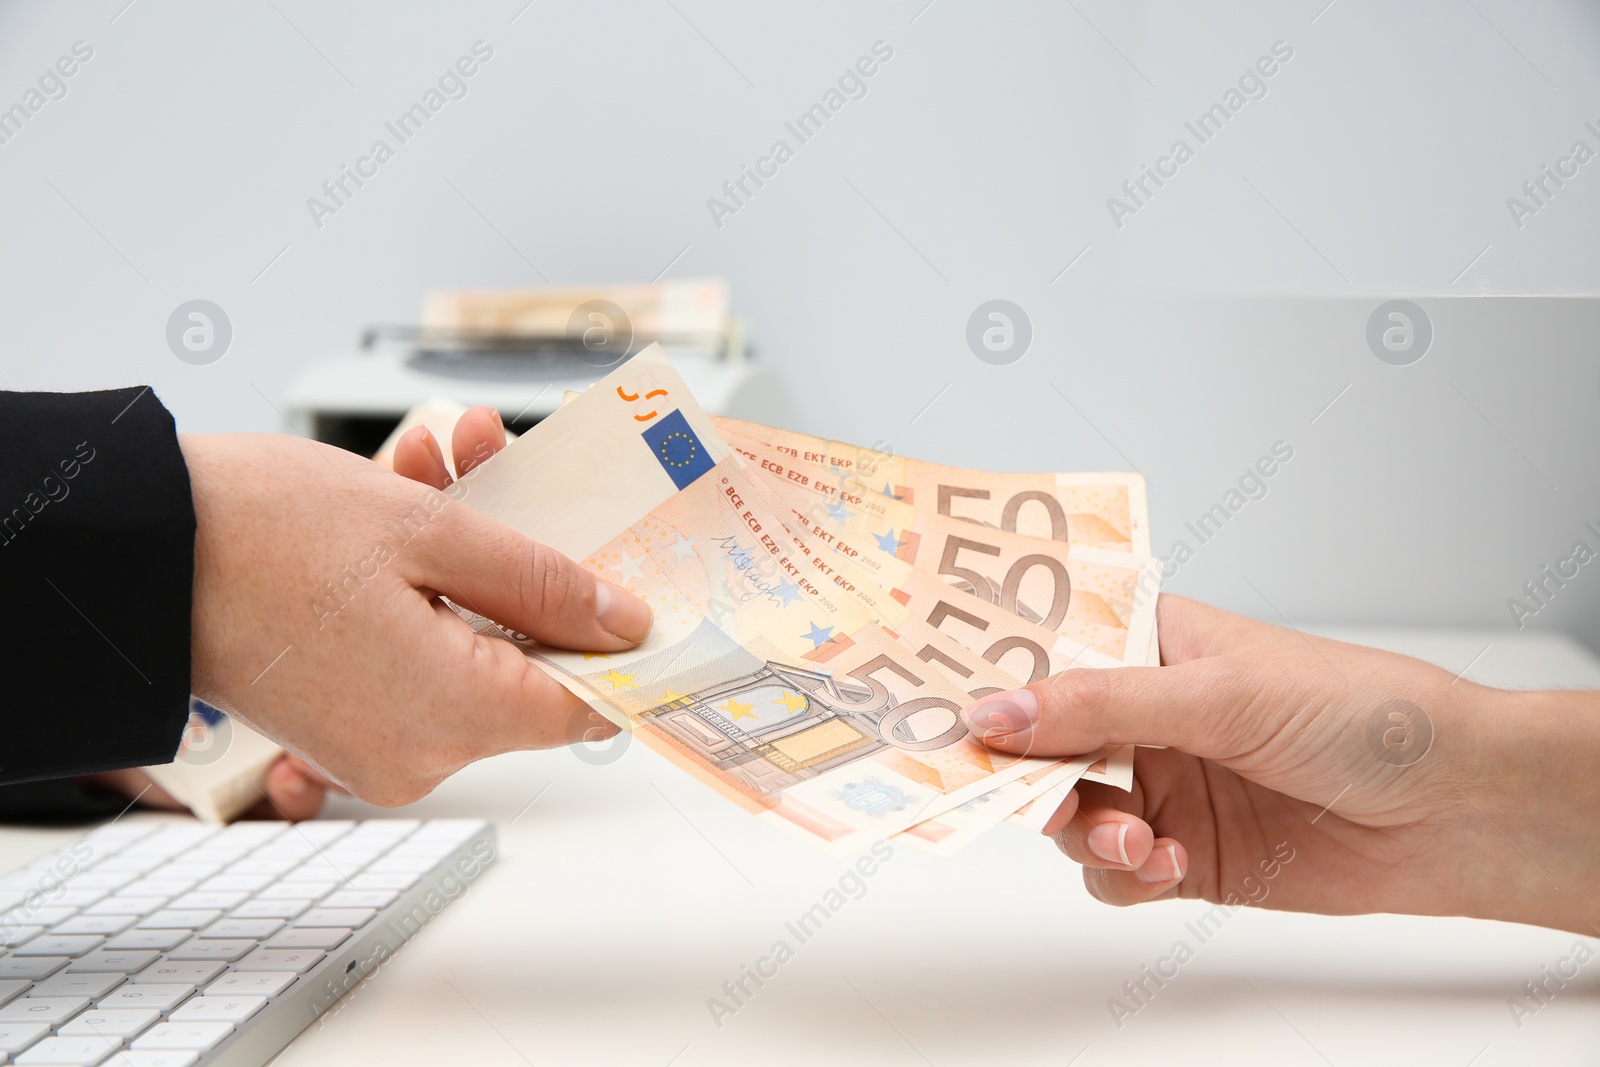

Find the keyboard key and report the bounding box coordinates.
[165,939,255,962]
[255,883,334,902]
[294,909,374,929]
[0,957,67,980]
[106,1051,202,1066]
[195,874,271,894]
[320,889,398,910]
[97,984,194,1012]
[0,979,28,1006]
[233,949,323,974]
[0,926,46,948]
[172,851,246,870]
[13,1034,122,1065]
[264,928,349,951]
[221,856,297,877]
[120,882,196,901]
[53,889,109,909]
[63,873,133,891]
[14,935,103,957]
[68,951,159,974]
[129,961,226,987]
[148,863,223,882]
[94,854,164,874]
[0,1022,51,1057]
[346,819,418,839]
[228,900,309,920]
[130,1021,232,1052]
[207,824,283,849]
[128,829,215,860]
[136,911,220,931]
[168,995,266,1024]
[203,971,296,998]
[103,929,189,952]
[197,919,281,941]
[84,898,167,918]
[288,821,356,844]
[1,909,77,929]
[0,997,91,1025]
[36,971,125,999]
[59,1007,163,1039]
[364,855,440,874]
[348,872,420,891]
[285,860,353,882]
[51,915,138,937]
[165,893,245,912]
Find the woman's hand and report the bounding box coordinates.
[183,429,651,807]
[82,754,336,822]
[963,596,1600,933]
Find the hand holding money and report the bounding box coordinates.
[178,431,653,807]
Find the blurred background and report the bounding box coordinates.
[1,0,1597,646]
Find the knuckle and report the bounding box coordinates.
[1046,667,1114,724]
[523,542,582,624]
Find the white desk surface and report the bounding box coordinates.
[3,627,1597,1066]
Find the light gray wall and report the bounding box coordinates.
[2,1,1597,647]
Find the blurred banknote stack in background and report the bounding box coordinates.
[421,277,746,364]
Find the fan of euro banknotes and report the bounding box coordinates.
[431,345,1160,856]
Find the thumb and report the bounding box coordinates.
[960,660,1261,761]
[415,504,653,652]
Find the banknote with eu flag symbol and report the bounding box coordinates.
[643,408,715,489]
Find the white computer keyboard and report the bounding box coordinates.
[0,817,495,1066]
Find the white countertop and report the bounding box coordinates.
[3,625,1596,1066]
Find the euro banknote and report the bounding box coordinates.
[713,415,1151,554]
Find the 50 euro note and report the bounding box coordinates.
[448,346,1066,852]
[726,432,1158,639]
[729,426,1161,677]
[713,415,1151,555]
[745,453,1161,664]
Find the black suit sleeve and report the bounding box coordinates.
[0,387,194,785]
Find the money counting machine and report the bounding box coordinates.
[285,277,786,457]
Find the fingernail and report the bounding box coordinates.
[417,427,444,463]
[961,689,1038,739]
[279,771,308,797]
[594,579,653,643]
[1137,842,1184,885]
[491,409,504,432]
[1088,821,1133,867]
